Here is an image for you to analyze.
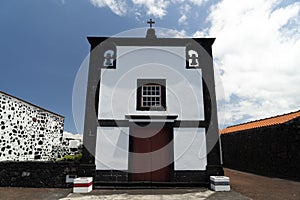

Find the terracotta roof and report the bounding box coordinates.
[221,110,300,134]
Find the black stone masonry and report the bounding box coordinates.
[221,118,300,181]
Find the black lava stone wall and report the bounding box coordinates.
[221,119,300,181]
[0,162,88,188]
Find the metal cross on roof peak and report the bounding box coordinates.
[147,19,155,29]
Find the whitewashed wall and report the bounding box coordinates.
[95,127,129,170]
[174,128,207,170]
[98,46,204,120]
[0,92,64,161]
[95,127,207,171]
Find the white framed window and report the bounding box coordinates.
[137,79,166,111]
[141,85,161,107]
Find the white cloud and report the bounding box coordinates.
[188,0,206,6]
[63,131,83,141]
[201,0,300,126]
[90,0,170,18]
[90,0,128,16]
[193,29,208,37]
[156,28,187,37]
[89,0,204,19]
[178,4,191,25]
[178,14,187,25]
[132,0,170,18]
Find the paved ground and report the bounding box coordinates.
[0,187,249,200]
[0,168,299,200]
[61,188,249,200]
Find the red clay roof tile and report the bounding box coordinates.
[221,110,300,134]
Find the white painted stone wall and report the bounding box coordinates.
[0,92,64,161]
[97,46,207,171]
[174,128,207,170]
[98,46,204,120]
[95,127,207,171]
[95,127,129,170]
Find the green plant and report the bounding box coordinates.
[56,153,82,162]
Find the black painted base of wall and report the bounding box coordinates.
[95,170,128,183]
[206,165,224,177]
[173,170,208,184]
[93,169,223,186]
[0,161,224,188]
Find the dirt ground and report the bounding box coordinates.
[0,187,71,200]
[225,168,300,200]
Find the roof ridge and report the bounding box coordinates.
[225,109,300,129]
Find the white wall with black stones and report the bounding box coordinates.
[0,92,64,161]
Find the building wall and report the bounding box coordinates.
[98,46,204,120]
[95,127,129,170]
[96,46,209,172]
[95,127,207,171]
[221,118,300,180]
[0,92,64,161]
[174,128,207,170]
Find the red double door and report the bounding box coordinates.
[130,127,172,182]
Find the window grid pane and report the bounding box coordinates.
[141,85,161,107]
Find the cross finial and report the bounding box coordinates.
[147,19,155,29]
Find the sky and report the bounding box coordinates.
[0,0,299,134]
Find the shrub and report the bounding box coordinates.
[56,153,82,162]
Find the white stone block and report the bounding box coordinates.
[210,184,231,191]
[210,176,230,191]
[73,177,93,193]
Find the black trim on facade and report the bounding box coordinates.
[87,37,215,48]
[93,170,209,185]
[98,119,208,128]
[95,81,100,117]
[173,120,208,128]
[95,170,128,182]
[101,65,116,69]
[206,165,224,177]
[98,119,209,128]
[98,120,129,127]
[82,36,107,164]
[173,170,208,183]
[125,115,178,120]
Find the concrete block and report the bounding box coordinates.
[73,177,93,193]
[210,176,230,191]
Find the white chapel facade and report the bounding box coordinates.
[82,22,223,185]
